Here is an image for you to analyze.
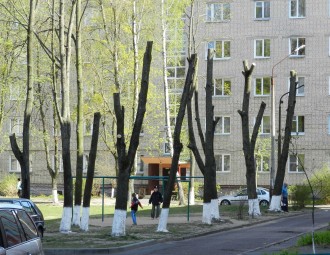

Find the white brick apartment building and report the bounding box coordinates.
[191,0,330,188]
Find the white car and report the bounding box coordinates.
[218,187,269,206]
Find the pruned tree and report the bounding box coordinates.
[157,53,197,232]
[238,60,266,216]
[81,112,101,231]
[111,41,152,237]
[269,70,298,211]
[187,50,220,224]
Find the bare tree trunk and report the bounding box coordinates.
[73,0,84,227]
[157,54,197,232]
[269,71,297,211]
[81,112,101,231]
[59,0,76,232]
[160,0,185,206]
[111,42,152,237]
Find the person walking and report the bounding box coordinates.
[149,186,163,219]
[17,178,22,198]
[281,183,289,212]
[130,193,143,225]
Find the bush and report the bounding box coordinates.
[0,174,18,197]
[289,185,310,209]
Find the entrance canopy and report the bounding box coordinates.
[141,156,190,168]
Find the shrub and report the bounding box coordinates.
[0,174,18,197]
[289,185,310,209]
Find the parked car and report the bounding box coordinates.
[0,198,45,237]
[218,187,269,206]
[0,203,44,255]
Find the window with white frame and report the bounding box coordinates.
[290,37,305,56]
[83,154,89,173]
[213,78,231,96]
[294,76,305,96]
[137,156,144,173]
[84,119,93,136]
[260,116,270,134]
[254,39,270,58]
[215,154,230,172]
[164,142,171,155]
[215,116,230,134]
[52,154,63,172]
[206,3,230,22]
[290,0,305,18]
[256,155,270,172]
[10,118,23,136]
[292,115,305,135]
[255,1,270,19]
[288,154,304,172]
[9,155,21,172]
[207,41,231,59]
[255,77,271,96]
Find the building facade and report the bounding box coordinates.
[192,0,330,188]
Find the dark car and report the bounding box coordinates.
[0,198,45,237]
[0,203,44,255]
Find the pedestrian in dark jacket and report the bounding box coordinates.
[130,193,143,225]
[149,186,163,219]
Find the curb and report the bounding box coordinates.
[43,210,307,255]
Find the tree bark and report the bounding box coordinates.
[238,60,266,216]
[81,112,101,231]
[111,41,152,237]
[270,71,297,211]
[157,54,197,232]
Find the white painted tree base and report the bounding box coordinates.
[111,209,127,237]
[72,205,81,226]
[80,207,90,231]
[157,208,169,232]
[202,199,220,224]
[60,207,72,233]
[248,199,261,216]
[269,195,282,211]
[111,188,115,198]
[52,189,59,204]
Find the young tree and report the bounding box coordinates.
[269,70,298,211]
[9,0,37,199]
[81,112,101,231]
[238,60,266,216]
[157,53,197,232]
[111,41,152,237]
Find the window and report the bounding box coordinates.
[255,39,270,58]
[290,38,305,56]
[260,116,270,134]
[255,77,271,96]
[52,154,63,172]
[215,154,230,172]
[215,116,230,134]
[207,41,231,59]
[213,78,231,96]
[84,119,93,136]
[292,115,305,135]
[290,0,306,18]
[83,154,89,173]
[290,76,304,96]
[16,210,38,240]
[289,154,304,172]
[0,210,22,247]
[9,155,21,172]
[256,155,270,172]
[10,118,23,136]
[164,142,171,155]
[255,1,270,19]
[206,3,230,22]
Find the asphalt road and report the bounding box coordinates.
[110,208,329,255]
